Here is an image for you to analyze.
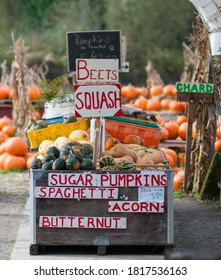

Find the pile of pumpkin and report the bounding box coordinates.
[121,84,186,114]
[0,116,34,171]
[0,84,41,101]
[30,130,95,171]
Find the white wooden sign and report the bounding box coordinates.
[76,59,119,83]
[108,201,164,213]
[74,83,122,117]
[39,216,127,229]
[138,187,164,202]
[35,187,118,199]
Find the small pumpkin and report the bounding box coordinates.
[42,154,56,165]
[54,136,70,149]
[69,130,89,142]
[31,158,43,169]
[99,155,115,168]
[4,155,26,171]
[3,136,28,156]
[80,158,95,170]
[105,137,120,151]
[46,146,60,158]
[52,158,66,170]
[42,161,53,170]
[65,157,81,170]
[38,140,55,156]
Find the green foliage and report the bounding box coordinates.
[0,0,197,84]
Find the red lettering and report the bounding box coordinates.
[87,217,95,227]
[135,174,142,187]
[77,60,89,80]
[75,92,84,109]
[41,217,50,227]
[122,202,130,211]
[108,188,115,199]
[85,174,93,186]
[140,202,149,212]
[38,187,47,198]
[151,174,161,186]
[48,187,56,196]
[161,174,167,186]
[111,202,121,212]
[143,174,150,186]
[49,173,58,186]
[150,202,160,212]
[100,174,109,186]
[78,217,85,228]
[131,202,139,212]
[68,216,76,227]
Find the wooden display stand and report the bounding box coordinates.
[29,168,174,255]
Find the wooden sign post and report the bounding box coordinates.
[176,82,214,191]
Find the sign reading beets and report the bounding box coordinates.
[67,30,121,72]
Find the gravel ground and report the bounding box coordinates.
[0,171,221,259]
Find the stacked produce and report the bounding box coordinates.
[31,130,95,171]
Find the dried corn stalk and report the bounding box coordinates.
[145,60,164,95]
[185,17,217,194]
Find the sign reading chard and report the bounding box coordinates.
[176,82,213,93]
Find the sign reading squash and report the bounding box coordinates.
[74,84,122,117]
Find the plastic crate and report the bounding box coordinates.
[27,118,89,148]
[105,118,162,147]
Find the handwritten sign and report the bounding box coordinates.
[76,59,119,83]
[138,187,164,202]
[67,30,121,72]
[39,216,127,229]
[74,84,122,117]
[108,201,164,213]
[35,187,118,199]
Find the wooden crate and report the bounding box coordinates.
[29,169,174,255]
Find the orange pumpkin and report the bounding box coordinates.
[214,139,221,152]
[123,135,144,145]
[135,87,147,97]
[105,137,120,151]
[121,85,138,99]
[176,115,188,126]
[178,121,188,140]
[169,100,185,112]
[26,155,36,169]
[0,152,9,170]
[146,98,161,111]
[0,85,10,99]
[160,98,173,110]
[28,85,41,100]
[3,155,26,171]
[165,154,175,168]
[0,116,12,129]
[149,85,163,97]
[164,121,179,139]
[173,174,183,190]
[134,96,148,110]
[216,126,221,139]
[161,147,177,165]
[160,127,169,141]
[163,84,176,96]
[0,131,9,144]
[4,137,28,156]
[2,125,15,136]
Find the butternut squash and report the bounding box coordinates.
[106,143,137,162]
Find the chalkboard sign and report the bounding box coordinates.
[67,30,121,72]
